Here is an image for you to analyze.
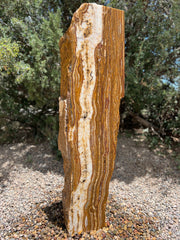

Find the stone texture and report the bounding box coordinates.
[58,3,124,235]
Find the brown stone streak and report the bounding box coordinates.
[70,55,84,192]
[59,8,83,227]
[58,3,124,234]
[88,6,124,230]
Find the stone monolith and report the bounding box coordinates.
[58,3,124,235]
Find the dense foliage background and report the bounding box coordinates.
[0,0,179,147]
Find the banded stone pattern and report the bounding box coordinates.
[58,3,124,235]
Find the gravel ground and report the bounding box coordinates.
[0,135,179,239]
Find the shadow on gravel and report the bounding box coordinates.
[112,136,180,184]
[0,142,64,189]
[0,136,179,190]
[42,200,66,230]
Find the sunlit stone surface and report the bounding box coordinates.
[58,3,124,235]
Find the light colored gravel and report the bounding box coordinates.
[0,136,179,239]
[0,143,64,236]
[112,136,180,240]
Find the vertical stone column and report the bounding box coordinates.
[58,3,124,235]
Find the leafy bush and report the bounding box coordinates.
[0,0,179,146]
[0,0,63,142]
